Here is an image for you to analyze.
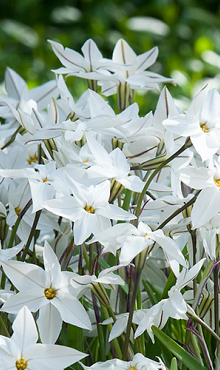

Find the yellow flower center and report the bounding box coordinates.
[200,123,208,133]
[215,179,220,188]
[83,159,88,163]
[44,287,56,300]
[15,207,21,216]
[84,205,95,213]
[129,367,136,370]
[43,178,48,182]
[27,154,38,164]
[16,358,28,370]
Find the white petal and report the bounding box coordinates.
[12,306,38,350]
[1,289,46,314]
[113,39,136,64]
[37,303,62,344]
[29,343,87,370]
[43,241,61,288]
[52,292,92,330]
[108,316,128,342]
[191,187,220,229]
[1,260,45,290]
[5,67,27,100]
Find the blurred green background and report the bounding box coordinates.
[1,0,220,112]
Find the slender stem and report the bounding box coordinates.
[101,305,122,359]
[0,313,10,337]
[214,262,219,337]
[187,305,220,343]
[7,217,20,249]
[192,260,215,312]
[82,244,90,271]
[122,268,142,360]
[21,210,41,261]
[190,331,204,365]
[156,191,200,231]
[92,292,106,361]
[135,138,191,221]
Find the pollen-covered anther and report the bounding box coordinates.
[27,154,37,164]
[215,179,220,188]
[44,287,56,300]
[15,207,21,216]
[129,366,137,370]
[16,358,28,370]
[43,178,48,182]
[84,205,95,213]
[200,123,208,133]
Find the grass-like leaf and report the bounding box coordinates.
[152,326,208,370]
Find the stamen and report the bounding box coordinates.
[27,154,37,164]
[200,123,208,133]
[215,179,220,188]
[16,358,28,370]
[44,287,56,299]
[84,205,95,213]
[15,207,21,216]
[43,178,48,182]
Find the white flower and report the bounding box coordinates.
[1,241,91,343]
[86,133,145,192]
[0,306,87,370]
[80,353,166,370]
[134,259,205,342]
[101,38,173,96]
[90,221,186,268]
[163,87,220,161]
[49,38,112,80]
[178,163,220,229]
[42,178,136,245]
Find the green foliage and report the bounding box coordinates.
[1,0,220,112]
[152,326,208,370]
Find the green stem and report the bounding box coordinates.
[8,217,20,249]
[214,262,219,337]
[156,192,200,231]
[21,210,41,261]
[82,244,90,271]
[135,138,191,221]
[122,268,142,360]
[0,313,10,337]
[192,260,215,312]
[187,305,220,343]
[190,332,204,365]
[101,305,122,359]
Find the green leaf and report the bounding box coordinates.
[160,269,175,300]
[170,357,178,370]
[152,326,208,370]
[142,279,159,305]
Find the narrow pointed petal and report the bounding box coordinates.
[12,306,38,351]
[52,292,92,330]
[191,186,220,229]
[1,289,46,313]
[37,303,62,344]
[1,260,45,290]
[29,343,87,370]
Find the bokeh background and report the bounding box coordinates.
[1,0,220,113]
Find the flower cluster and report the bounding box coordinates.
[0,37,219,370]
